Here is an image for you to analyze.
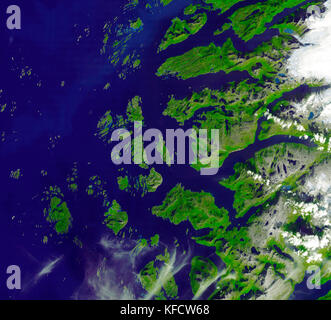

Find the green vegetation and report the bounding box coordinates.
[162,74,305,174]
[96,109,131,143]
[117,175,129,191]
[139,249,178,299]
[152,184,230,230]
[191,109,259,173]
[46,196,72,235]
[117,169,162,197]
[318,290,331,300]
[258,117,309,141]
[132,238,149,256]
[130,17,143,30]
[157,35,294,80]
[66,163,78,192]
[86,175,111,208]
[190,256,218,295]
[164,88,219,124]
[101,16,143,80]
[145,168,163,193]
[96,110,113,141]
[139,261,158,292]
[127,96,144,122]
[121,52,142,78]
[163,80,262,123]
[103,82,110,90]
[151,234,160,247]
[192,222,259,299]
[203,0,245,12]
[104,200,128,235]
[229,0,307,41]
[214,22,231,36]
[9,169,21,180]
[271,22,307,37]
[220,143,324,218]
[133,59,141,68]
[269,1,321,36]
[163,275,178,299]
[162,58,305,175]
[157,43,223,80]
[159,13,207,51]
[160,0,174,6]
[101,0,328,301]
[184,4,197,15]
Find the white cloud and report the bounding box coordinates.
[35,256,63,281]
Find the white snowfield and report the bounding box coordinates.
[283,5,331,263]
[288,0,331,123]
[288,1,331,81]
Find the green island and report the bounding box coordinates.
[9,169,22,180]
[122,53,142,71]
[159,13,207,51]
[184,4,198,15]
[96,110,114,141]
[160,0,175,6]
[104,199,128,235]
[46,196,72,235]
[152,184,230,230]
[66,163,78,192]
[151,234,160,247]
[86,175,111,207]
[139,249,178,299]
[144,168,163,193]
[117,168,163,196]
[117,175,129,191]
[130,17,143,30]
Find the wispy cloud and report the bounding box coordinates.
[35,256,63,281]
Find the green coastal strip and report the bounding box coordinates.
[157,34,292,80]
[229,0,309,41]
[203,0,245,12]
[220,143,326,218]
